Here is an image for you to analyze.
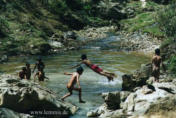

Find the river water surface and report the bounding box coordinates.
[0,36,151,118]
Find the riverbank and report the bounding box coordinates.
[87,63,176,118]
[0,74,78,118]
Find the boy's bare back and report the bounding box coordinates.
[152,55,162,68]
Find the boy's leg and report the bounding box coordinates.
[61,88,72,101]
[104,71,117,77]
[99,71,114,81]
[72,87,85,103]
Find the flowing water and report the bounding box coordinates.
[0,36,151,118]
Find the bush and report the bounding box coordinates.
[157,2,176,39]
[0,17,10,38]
[168,56,176,76]
[160,38,174,49]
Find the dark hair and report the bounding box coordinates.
[22,67,26,71]
[26,63,30,66]
[81,54,87,60]
[155,48,160,55]
[77,66,84,74]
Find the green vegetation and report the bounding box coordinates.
[157,2,176,39]
[156,1,176,76]
[120,1,164,37]
[168,56,176,76]
[0,0,126,55]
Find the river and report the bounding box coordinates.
[0,36,151,118]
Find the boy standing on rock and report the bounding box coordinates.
[152,48,165,82]
[61,67,85,103]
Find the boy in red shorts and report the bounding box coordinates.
[71,54,116,81]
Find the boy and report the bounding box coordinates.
[19,67,27,80]
[34,70,49,82]
[152,48,165,82]
[61,67,85,103]
[71,54,116,81]
[33,58,45,73]
[26,63,31,80]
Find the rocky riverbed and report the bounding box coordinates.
[87,63,176,118]
[0,74,78,118]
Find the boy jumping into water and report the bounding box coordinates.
[61,67,85,103]
[71,54,116,81]
[152,48,165,82]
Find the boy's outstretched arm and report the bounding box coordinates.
[64,72,73,75]
[70,62,82,69]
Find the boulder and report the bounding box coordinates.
[63,31,77,40]
[0,75,78,118]
[120,91,131,102]
[89,81,176,118]
[0,108,34,118]
[0,55,8,63]
[49,41,63,49]
[122,63,152,91]
[102,92,121,110]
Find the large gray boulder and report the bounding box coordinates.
[88,81,176,118]
[122,63,152,91]
[102,92,121,110]
[0,108,34,118]
[0,75,78,118]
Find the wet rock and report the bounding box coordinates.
[122,63,152,91]
[120,91,131,102]
[0,55,8,63]
[153,82,176,94]
[0,108,34,118]
[87,104,107,117]
[102,92,121,110]
[49,41,63,49]
[64,31,77,40]
[89,80,176,118]
[141,85,154,94]
[0,75,78,118]
[123,93,137,112]
[146,77,154,85]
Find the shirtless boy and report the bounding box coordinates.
[61,67,85,103]
[33,58,45,72]
[19,67,27,80]
[26,63,31,80]
[34,70,49,82]
[152,48,165,82]
[71,54,116,81]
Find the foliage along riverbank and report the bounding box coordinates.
[0,0,176,118]
[0,0,129,56]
